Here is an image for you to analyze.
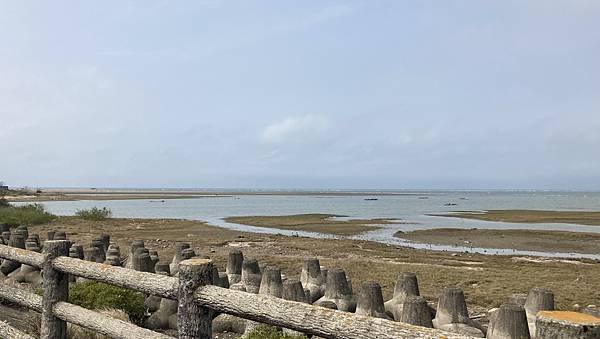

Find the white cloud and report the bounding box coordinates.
[260,114,330,144]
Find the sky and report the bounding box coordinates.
[1,1,599,190]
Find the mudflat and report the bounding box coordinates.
[224,213,395,236]
[433,209,600,226]
[28,216,600,311]
[396,228,600,255]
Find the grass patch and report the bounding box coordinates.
[0,203,55,227]
[69,281,145,325]
[75,207,112,221]
[246,326,307,339]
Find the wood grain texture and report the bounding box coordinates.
[194,285,473,339]
[178,258,214,339]
[41,240,71,339]
[52,256,178,299]
[1,244,476,339]
[0,244,44,267]
[0,283,171,339]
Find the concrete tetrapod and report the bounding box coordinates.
[68,244,85,283]
[145,268,169,313]
[125,240,145,269]
[236,259,262,294]
[258,266,284,298]
[282,278,309,336]
[169,242,191,275]
[226,248,244,285]
[144,296,178,330]
[6,239,43,287]
[384,272,422,321]
[486,303,530,339]
[314,268,356,312]
[355,281,391,319]
[132,248,154,273]
[212,283,247,335]
[54,231,67,240]
[508,293,528,307]
[300,258,325,303]
[149,249,160,269]
[84,246,103,263]
[90,238,106,263]
[0,234,25,276]
[525,287,554,336]
[432,287,485,337]
[104,246,121,266]
[393,295,434,328]
[244,265,285,338]
[1,231,10,245]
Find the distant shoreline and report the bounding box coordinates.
[8,188,428,202]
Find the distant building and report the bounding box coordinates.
[0,186,8,191]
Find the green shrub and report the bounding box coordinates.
[68,281,145,325]
[75,207,112,221]
[0,203,55,227]
[246,326,307,339]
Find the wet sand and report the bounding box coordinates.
[433,210,600,226]
[396,228,600,255]
[224,214,395,236]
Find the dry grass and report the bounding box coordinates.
[224,214,395,236]
[434,210,600,226]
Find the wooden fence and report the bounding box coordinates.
[0,241,473,339]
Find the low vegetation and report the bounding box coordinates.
[68,281,145,325]
[0,203,56,227]
[75,207,112,221]
[247,326,307,339]
[225,213,396,236]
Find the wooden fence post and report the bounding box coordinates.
[40,240,71,339]
[178,258,214,339]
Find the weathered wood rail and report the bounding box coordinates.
[0,242,473,339]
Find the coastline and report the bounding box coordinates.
[7,188,427,202]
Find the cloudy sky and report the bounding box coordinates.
[1,1,599,190]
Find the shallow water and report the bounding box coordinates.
[31,190,600,259]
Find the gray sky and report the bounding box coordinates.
[1,1,599,190]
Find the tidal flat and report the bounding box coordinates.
[396,228,600,255]
[25,216,600,310]
[224,213,396,236]
[433,209,600,226]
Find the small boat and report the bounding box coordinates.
[364,198,379,201]
[444,203,458,206]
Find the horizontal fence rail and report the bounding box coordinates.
[0,243,474,339]
[0,283,170,339]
